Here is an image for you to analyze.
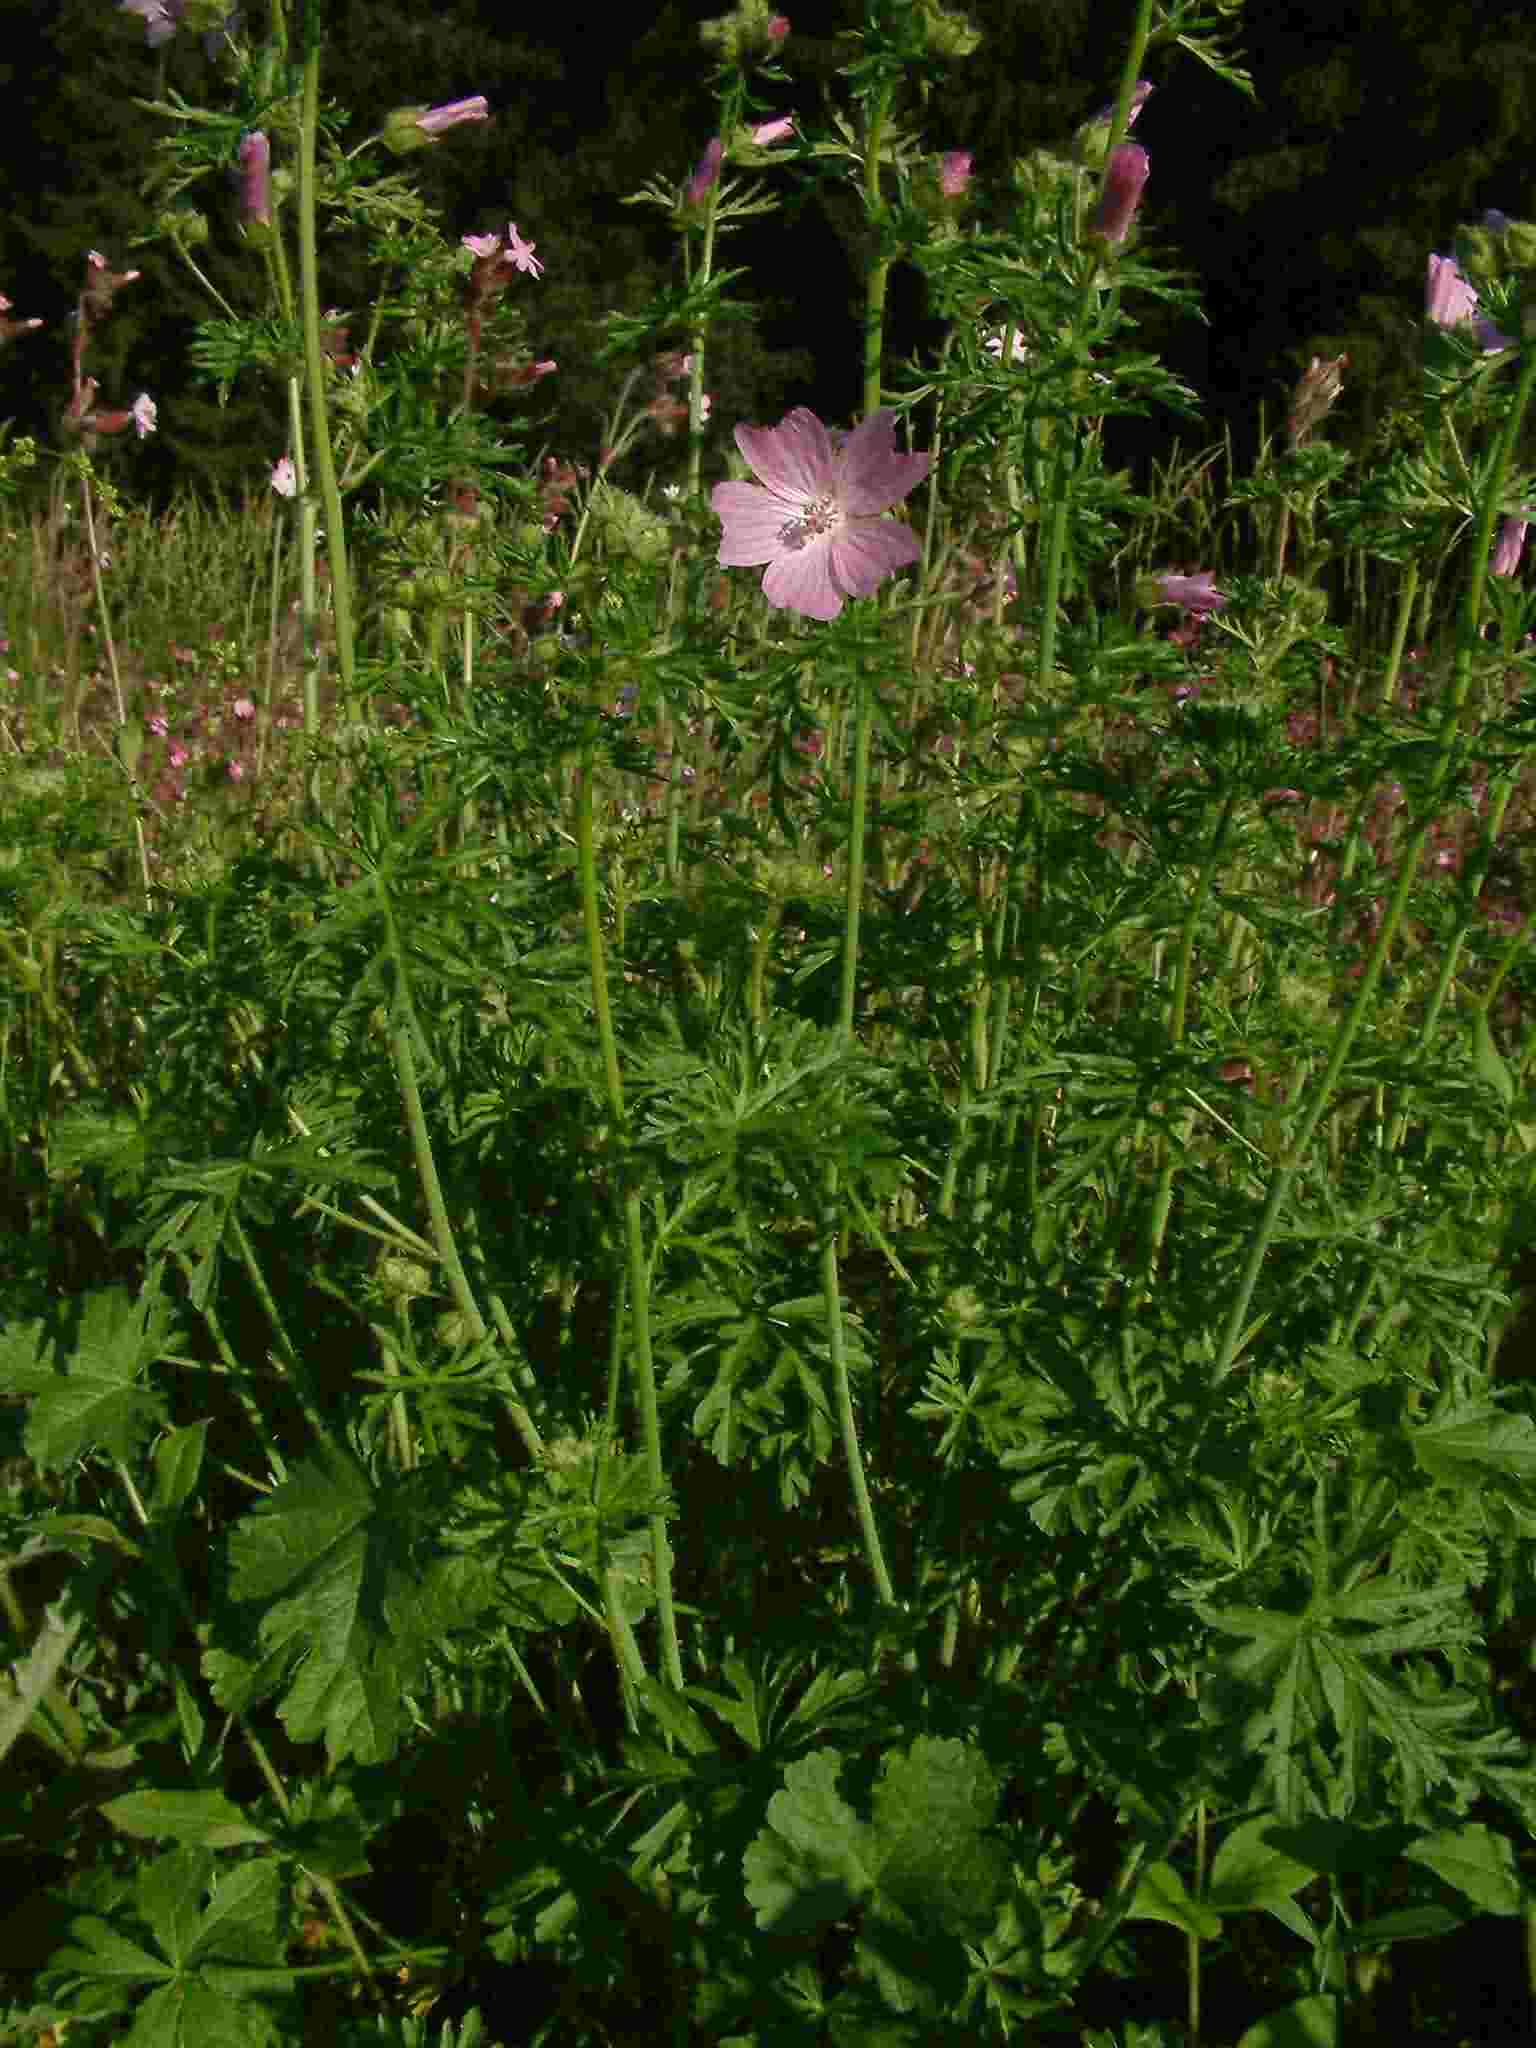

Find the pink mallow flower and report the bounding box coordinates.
[939,150,973,197]
[1091,144,1149,243]
[711,406,931,621]
[1149,569,1226,614]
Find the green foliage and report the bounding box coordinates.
[5,0,1536,2043]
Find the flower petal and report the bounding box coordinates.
[827,516,923,600]
[735,408,835,502]
[712,480,794,565]
[834,410,931,515]
[761,539,844,620]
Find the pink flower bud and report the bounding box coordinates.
[1426,252,1479,329]
[767,15,790,40]
[239,131,271,228]
[416,96,489,137]
[1492,515,1529,577]
[685,137,724,207]
[1090,144,1149,244]
[270,455,297,497]
[750,117,796,146]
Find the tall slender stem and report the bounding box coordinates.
[823,666,897,1612]
[296,29,356,701]
[1213,339,1536,1381]
[576,756,684,1690]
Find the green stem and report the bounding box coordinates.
[1213,338,1536,1381]
[860,81,897,420]
[575,756,683,1691]
[296,31,356,701]
[1139,795,1238,1282]
[822,667,897,1612]
[686,78,745,501]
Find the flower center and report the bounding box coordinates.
[777,492,840,551]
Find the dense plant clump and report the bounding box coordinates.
[5,1,1536,2044]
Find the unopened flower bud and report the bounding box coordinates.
[684,136,723,207]
[238,130,271,229]
[1090,144,1149,244]
[700,0,793,64]
[915,0,982,59]
[1287,352,1347,446]
[378,1255,435,1301]
[383,96,489,156]
[1074,79,1153,168]
[160,207,210,249]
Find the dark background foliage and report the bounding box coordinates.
[2,0,1535,509]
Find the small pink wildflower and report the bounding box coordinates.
[767,14,789,38]
[227,758,245,781]
[462,222,544,313]
[750,117,796,146]
[939,150,973,198]
[503,224,543,276]
[233,696,256,720]
[271,455,297,497]
[147,713,168,737]
[132,393,157,437]
[169,742,190,767]
[711,406,931,621]
[984,327,1029,365]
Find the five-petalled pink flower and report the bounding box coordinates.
[711,406,931,621]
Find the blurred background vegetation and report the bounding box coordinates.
[3,0,1535,521]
